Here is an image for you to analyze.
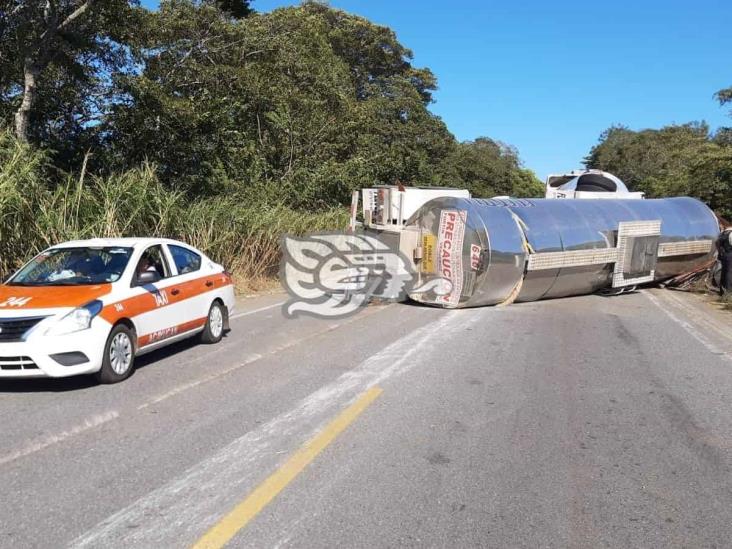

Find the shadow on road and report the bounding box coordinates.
[0,332,230,393]
[0,375,98,393]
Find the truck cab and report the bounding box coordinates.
[545,170,644,199]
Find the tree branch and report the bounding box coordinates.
[6,2,26,19]
[40,0,57,39]
[717,88,732,106]
[58,0,96,32]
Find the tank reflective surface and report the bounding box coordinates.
[407,197,720,308]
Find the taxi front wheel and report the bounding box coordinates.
[96,324,136,384]
[199,301,225,344]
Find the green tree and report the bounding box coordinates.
[214,0,252,19]
[107,1,356,198]
[106,1,463,205]
[441,137,542,198]
[714,85,732,147]
[585,123,713,196]
[585,121,732,216]
[2,0,538,210]
[717,85,732,113]
[713,127,732,147]
[0,0,139,155]
[689,146,732,218]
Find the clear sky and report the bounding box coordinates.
[142,0,732,180]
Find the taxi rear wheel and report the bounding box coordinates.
[199,301,225,344]
[96,324,136,384]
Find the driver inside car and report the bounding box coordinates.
[47,251,90,282]
[136,255,161,283]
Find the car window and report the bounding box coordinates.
[169,245,202,275]
[8,247,133,286]
[134,245,171,284]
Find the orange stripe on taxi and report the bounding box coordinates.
[137,317,207,347]
[100,273,232,324]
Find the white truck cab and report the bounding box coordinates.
[545,170,644,199]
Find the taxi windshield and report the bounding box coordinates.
[8,247,133,286]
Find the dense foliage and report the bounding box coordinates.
[1,0,542,208]
[0,0,542,281]
[0,130,346,283]
[0,0,139,156]
[585,121,732,218]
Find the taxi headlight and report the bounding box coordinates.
[45,300,104,336]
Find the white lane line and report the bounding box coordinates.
[661,290,732,350]
[229,301,285,320]
[0,305,391,469]
[71,308,484,548]
[0,411,119,466]
[229,298,388,321]
[137,305,392,410]
[643,290,732,361]
[1,306,392,468]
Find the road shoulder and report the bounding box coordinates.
[645,288,732,359]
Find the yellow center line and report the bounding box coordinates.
[191,385,384,549]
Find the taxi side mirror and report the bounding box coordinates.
[136,271,159,286]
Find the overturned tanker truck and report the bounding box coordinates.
[356,171,720,309]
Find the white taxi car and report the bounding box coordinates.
[0,238,235,383]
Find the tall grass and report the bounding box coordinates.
[0,132,347,288]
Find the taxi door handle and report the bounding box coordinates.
[171,288,181,296]
[205,281,214,288]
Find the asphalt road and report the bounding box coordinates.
[2,288,732,548]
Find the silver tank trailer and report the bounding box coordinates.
[407,197,719,308]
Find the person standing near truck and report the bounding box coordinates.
[720,226,732,295]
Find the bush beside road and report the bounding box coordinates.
[0,132,347,289]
